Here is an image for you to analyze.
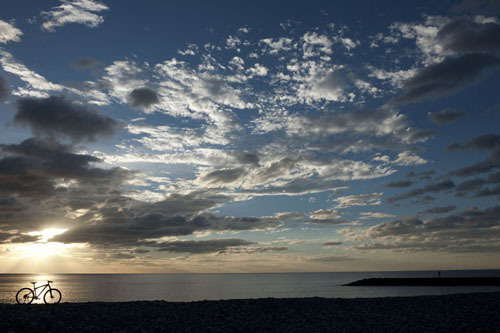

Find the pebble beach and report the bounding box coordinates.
[1,292,499,332]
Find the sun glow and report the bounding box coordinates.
[27,228,68,242]
[13,228,72,258]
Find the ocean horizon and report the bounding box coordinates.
[2,269,500,304]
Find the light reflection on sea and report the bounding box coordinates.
[1,270,500,304]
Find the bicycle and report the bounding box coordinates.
[16,280,62,304]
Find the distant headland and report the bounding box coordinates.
[344,277,500,286]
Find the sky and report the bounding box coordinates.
[0,0,499,273]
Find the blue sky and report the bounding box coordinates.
[0,0,499,273]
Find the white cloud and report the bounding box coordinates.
[0,50,110,103]
[246,63,268,77]
[226,35,241,49]
[260,37,294,54]
[359,212,396,219]
[309,209,342,220]
[301,32,333,57]
[333,193,383,209]
[177,43,199,56]
[0,50,64,96]
[0,20,22,44]
[41,0,109,32]
[392,151,428,166]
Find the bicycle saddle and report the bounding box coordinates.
[30,281,37,284]
[48,280,53,283]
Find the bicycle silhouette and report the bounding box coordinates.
[16,280,62,304]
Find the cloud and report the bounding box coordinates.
[0,20,22,44]
[0,50,64,97]
[0,50,109,104]
[306,209,355,226]
[386,179,414,188]
[428,108,466,125]
[387,179,455,203]
[156,239,255,254]
[309,255,355,262]
[0,137,135,234]
[201,168,246,184]
[420,205,457,214]
[453,149,500,176]
[309,209,342,220]
[456,178,486,193]
[0,138,132,197]
[446,134,500,151]
[73,56,100,70]
[323,241,342,246]
[333,193,383,209]
[437,17,500,53]
[53,207,281,247]
[41,0,109,32]
[359,212,396,219]
[392,151,428,166]
[0,75,9,102]
[452,0,500,14]
[394,53,500,104]
[358,205,500,253]
[14,95,120,142]
[129,87,160,109]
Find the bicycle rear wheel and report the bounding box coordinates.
[44,288,62,304]
[16,288,34,304]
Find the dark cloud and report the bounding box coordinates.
[475,185,500,197]
[456,178,486,193]
[428,109,466,125]
[411,195,436,205]
[446,134,500,151]
[129,87,159,108]
[254,157,297,183]
[110,253,135,260]
[323,241,342,246]
[9,234,41,243]
[309,255,355,262]
[452,0,500,14]
[437,17,500,53]
[0,137,135,234]
[387,179,455,203]
[420,205,457,214]
[488,171,500,183]
[202,168,245,184]
[0,138,132,190]
[0,75,10,102]
[53,202,281,247]
[234,152,260,167]
[361,205,500,253]
[243,178,345,196]
[406,170,435,181]
[14,96,120,142]
[386,179,414,188]
[394,54,500,104]
[454,149,500,176]
[73,57,100,70]
[156,239,255,254]
[306,219,354,226]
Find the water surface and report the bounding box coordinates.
[2,270,500,303]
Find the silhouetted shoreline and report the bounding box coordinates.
[344,277,500,286]
[1,292,499,332]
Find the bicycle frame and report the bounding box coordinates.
[32,282,54,299]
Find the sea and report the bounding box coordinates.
[1,270,500,304]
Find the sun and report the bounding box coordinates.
[15,228,71,258]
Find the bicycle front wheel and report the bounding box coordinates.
[16,288,34,304]
[44,288,62,304]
